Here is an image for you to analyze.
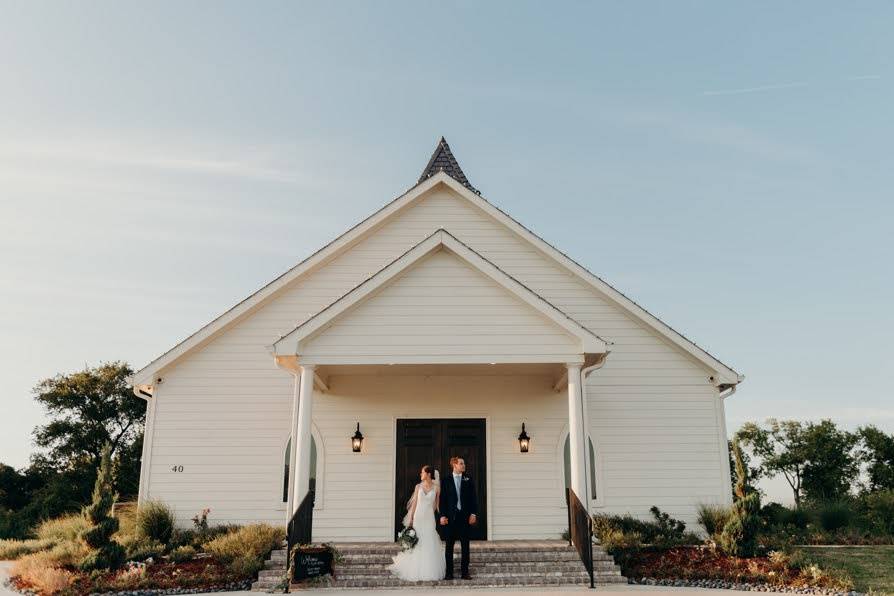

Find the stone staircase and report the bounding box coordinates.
[252,542,289,592]
[254,540,625,591]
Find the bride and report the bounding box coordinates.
[388,465,446,581]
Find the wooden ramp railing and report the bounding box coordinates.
[286,490,314,585]
[566,487,594,588]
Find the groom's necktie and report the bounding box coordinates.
[453,474,462,511]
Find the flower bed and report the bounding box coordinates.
[10,558,253,596]
[620,546,854,593]
[3,502,284,596]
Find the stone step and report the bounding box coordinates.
[294,573,628,589]
[331,542,580,555]
[335,565,620,578]
[275,541,625,590]
[333,564,621,577]
[333,572,619,582]
[340,550,614,565]
[342,558,616,568]
[252,579,285,591]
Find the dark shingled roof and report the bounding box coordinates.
[418,136,479,194]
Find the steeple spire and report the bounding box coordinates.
[418,136,478,194]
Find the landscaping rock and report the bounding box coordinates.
[630,576,865,596]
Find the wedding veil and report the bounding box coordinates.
[401,469,440,528]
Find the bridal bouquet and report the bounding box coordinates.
[397,526,418,551]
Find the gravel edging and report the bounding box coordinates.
[86,579,253,596]
[629,577,864,596]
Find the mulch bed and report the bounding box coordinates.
[620,546,847,591]
[12,559,252,596]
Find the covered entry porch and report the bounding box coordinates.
[270,230,608,542]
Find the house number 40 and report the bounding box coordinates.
[171,465,184,473]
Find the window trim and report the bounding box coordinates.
[280,425,325,511]
[557,425,605,508]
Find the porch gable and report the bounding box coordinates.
[273,229,606,365]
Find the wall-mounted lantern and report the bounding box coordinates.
[518,423,530,453]
[351,422,364,453]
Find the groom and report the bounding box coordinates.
[439,456,478,580]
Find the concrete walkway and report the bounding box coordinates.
[0,561,770,596]
[0,562,19,596]
[202,587,771,595]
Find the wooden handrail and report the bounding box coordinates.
[566,487,594,588]
[286,490,315,587]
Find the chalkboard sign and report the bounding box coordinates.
[292,548,333,581]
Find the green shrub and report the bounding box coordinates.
[782,507,811,529]
[169,544,196,563]
[202,524,284,576]
[135,500,175,546]
[35,514,90,542]
[816,502,854,532]
[123,536,165,561]
[170,528,197,548]
[649,506,686,541]
[0,538,55,560]
[228,554,265,576]
[720,440,761,557]
[78,444,125,571]
[598,528,643,552]
[697,503,731,539]
[592,507,695,550]
[865,490,894,535]
[760,502,789,526]
[43,539,91,567]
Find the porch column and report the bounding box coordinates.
[291,364,316,512]
[566,363,588,508]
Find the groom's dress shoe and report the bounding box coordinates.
[444,574,454,581]
[461,573,472,580]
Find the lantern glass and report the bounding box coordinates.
[351,422,364,453]
[518,423,530,453]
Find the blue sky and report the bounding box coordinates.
[1,2,892,502]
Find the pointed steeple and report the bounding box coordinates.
[418,136,479,194]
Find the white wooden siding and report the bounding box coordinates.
[301,250,581,363]
[145,184,731,532]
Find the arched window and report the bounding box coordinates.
[283,436,317,503]
[563,435,598,500]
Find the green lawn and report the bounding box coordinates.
[799,546,894,594]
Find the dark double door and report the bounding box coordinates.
[394,418,487,540]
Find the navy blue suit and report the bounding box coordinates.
[439,473,478,577]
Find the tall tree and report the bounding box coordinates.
[31,361,145,499]
[800,420,859,502]
[737,419,859,506]
[858,425,894,492]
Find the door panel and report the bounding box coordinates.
[395,418,487,540]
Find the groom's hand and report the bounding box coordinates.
[439,516,448,526]
[469,514,477,526]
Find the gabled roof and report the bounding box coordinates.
[272,229,607,359]
[418,137,478,194]
[132,143,743,388]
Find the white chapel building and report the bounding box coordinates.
[131,138,743,542]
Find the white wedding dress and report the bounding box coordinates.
[387,483,446,581]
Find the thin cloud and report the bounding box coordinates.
[0,137,314,185]
[704,75,883,96]
[702,81,808,96]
